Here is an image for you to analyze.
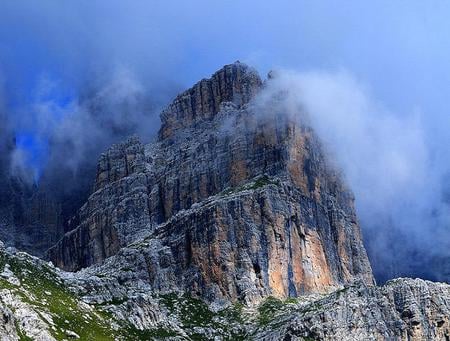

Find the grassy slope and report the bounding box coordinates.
[0,249,322,340]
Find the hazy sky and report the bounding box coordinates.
[0,1,449,281]
[1,1,449,162]
[1,1,449,112]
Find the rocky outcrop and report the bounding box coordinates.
[159,61,262,139]
[46,137,147,270]
[256,278,450,341]
[94,136,146,192]
[48,62,374,303]
[72,179,373,305]
[1,63,448,340]
[0,242,152,340]
[1,243,449,340]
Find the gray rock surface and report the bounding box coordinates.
[2,244,449,340]
[0,120,66,258]
[0,176,63,258]
[0,62,448,340]
[48,62,374,304]
[255,278,450,341]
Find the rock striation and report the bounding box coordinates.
[0,176,63,258]
[1,62,448,340]
[1,243,449,340]
[48,62,374,304]
[0,127,65,258]
[159,61,263,139]
[255,278,450,340]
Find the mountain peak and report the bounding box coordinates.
[49,63,374,302]
[159,62,262,139]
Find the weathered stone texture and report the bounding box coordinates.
[159,61,262,139]
[75,181,373,304]
[257,278,450,341]
[3,242,449,340]
[0,177,62,258]
[48,62,374,302]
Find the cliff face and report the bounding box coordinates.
[255,278,450,341]
[1,245,449,340]
[159,61,262,139]
[0,149,63,257]
[48,62,373,303]
[0,184,62,257]
[2,62,448,340]
[0,122,65,257]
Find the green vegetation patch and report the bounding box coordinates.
[257,296,285,326]
[222,175,280,196]
[14,320,33,341]
[159,293,248,340]
[0,250,332,340]
[0,252,120,340]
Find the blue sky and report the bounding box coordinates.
[1,1,449,108]
[0,0,449,281]
[1,0,449,186]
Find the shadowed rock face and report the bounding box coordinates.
[0,184,62,257]
[0,131,64,257]
[48,62,374,303]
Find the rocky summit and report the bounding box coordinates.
[48,62,373,305]
[0,62,448,340]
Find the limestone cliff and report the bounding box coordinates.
[1,244,449,340]
[48,62,374,304]
[0,131,65,257]
[0,177,63,258]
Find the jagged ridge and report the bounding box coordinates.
[2,244,449,340]
[48,62,374,305]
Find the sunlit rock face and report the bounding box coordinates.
[48,62,374,304]
[255,278,450,340]
[1,244,449,340]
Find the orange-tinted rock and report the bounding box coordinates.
[48,62,374,303]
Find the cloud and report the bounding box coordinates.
[0,69,12,178]
[0,1,449,281]
[257,69,450,282]
[0,64,166,229]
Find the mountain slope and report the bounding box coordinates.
[2,244,449,340]
[0,62,449,340]
[48,62,373,304]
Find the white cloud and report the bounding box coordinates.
[257,69,449,280]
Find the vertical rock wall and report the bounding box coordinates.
[48,62,374,303]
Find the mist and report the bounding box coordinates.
[0,1,449,281]
[258,70,450,282]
